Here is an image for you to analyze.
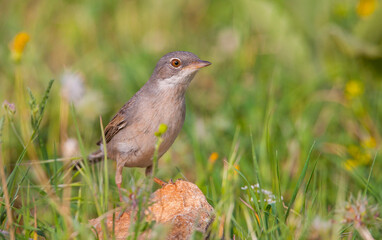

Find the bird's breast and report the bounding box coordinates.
[147,94,186,154]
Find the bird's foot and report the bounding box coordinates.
[153,177,170,186]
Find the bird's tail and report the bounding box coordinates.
[72,149,104,170]
[88,149,104,163]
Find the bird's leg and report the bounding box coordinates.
[145,165,152,176]
[117,183,123,202]
[115,165,124,202]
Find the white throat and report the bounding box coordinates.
[158,68,197,89]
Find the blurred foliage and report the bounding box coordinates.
[0,0,382,239]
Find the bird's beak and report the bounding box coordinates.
[186,60,212,70]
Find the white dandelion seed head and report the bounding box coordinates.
[62,138,79,158]
[61,70,85,104]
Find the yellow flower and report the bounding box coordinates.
[208,152,219,164]
[344,159,359,171]
[345,80,364,100]
[361,137,377,149]
[344,143,372,171]
[234,164,240,175]
[357,0,377,18]
[10,32,30,62]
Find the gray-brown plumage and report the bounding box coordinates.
[87,51,211,200]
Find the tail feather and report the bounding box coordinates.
[72,149,104,170]
[88,149,104,163]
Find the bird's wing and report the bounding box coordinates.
[96,101,135,145]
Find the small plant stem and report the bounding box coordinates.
[8,117,25,147]
[150,136,163,192]
[0,144,15,240]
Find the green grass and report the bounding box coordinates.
[1,0,382,239]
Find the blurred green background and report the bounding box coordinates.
[1,0,382,239]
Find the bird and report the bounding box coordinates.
[87,51,211,200]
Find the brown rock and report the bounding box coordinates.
[89,179,214,239]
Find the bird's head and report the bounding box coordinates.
[150,51,211,87]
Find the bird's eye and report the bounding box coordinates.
[171,59,181,67]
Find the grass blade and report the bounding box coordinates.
[285,141,316,221]
[364,152,377,197]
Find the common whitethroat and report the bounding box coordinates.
[87,51,211,200]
